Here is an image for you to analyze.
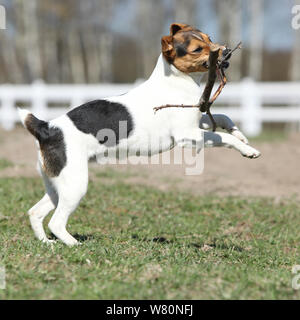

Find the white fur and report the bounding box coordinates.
[22,54,261,245]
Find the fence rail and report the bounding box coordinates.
[0,78,299,136]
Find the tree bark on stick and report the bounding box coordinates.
[198,47,220,112]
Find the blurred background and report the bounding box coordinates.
[0,0,298,83]
[0,0,299,136]
[0,0,299,202]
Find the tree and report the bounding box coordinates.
[173,0,196,25]
[22,0,43,80]
[248,0,264,81]
[290,24,300,81]
[136,0,165,78]
[214,0,242,81]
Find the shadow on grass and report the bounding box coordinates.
[49,233,100,242]
[132,234,172,244]
[190,241,244,252]
[49,231,244,252]
[132,234,245,252]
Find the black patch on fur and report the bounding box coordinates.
[175,44,187,57]
[67,99,134,146]
[25,114,66,177]
[174,36,190,57]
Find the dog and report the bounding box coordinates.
[18,23,261,246]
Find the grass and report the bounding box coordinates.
[249,129,288,143]
[0,158,13,170]
[0,175,300,299]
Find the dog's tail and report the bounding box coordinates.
[18,108,49,143]
[18,108,66,177]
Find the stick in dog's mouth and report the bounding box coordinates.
[218,41,242,68]
[204,41,242,70]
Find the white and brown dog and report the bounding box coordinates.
[19,23,260,246]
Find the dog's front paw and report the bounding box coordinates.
[240,145,261,159]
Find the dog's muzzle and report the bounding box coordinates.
[203,47,232,70]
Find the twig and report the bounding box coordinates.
[199,46,220,113]
[205,68,227,131]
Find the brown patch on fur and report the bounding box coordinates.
[24,114,39,138]
[162,23,225,73]
[24,115,48,174]
[40,148,55,178]
[25,114,66,178]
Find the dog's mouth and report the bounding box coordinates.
[220,60,230,69]
[202,61,209,69]
[219,47,231,69]
[202,60,230,70]
[202,46,232,70]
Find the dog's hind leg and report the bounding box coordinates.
[28,172,58,243]
[48,160,88,246]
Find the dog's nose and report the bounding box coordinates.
[222,48,231,60]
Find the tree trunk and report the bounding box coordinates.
[215,0,242,81]
[136,0,165,78]
[290,15,300,81]
[248,0,264,81]
[99,32,113,82]
[68,28,86,83]
[174,0,196,25]
[22,0,43,81]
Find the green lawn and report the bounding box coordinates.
[0,158,13,170]
[0,175,300,299]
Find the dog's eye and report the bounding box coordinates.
[193,47,203,53]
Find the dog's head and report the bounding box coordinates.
[161,23,231,73]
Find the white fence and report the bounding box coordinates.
[0,78,300,136]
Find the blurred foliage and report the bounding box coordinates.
[0,0,297,83]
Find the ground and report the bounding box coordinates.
[0,126,299,299]
[0,126,299,200]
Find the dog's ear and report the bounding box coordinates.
[170,23,189,36]
[161,35,173,53]
[161,35,175,62]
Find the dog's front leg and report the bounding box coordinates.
[174,128,204,153]
[174,128,260,158]
[204,130,260,158]
[200,114,249,144]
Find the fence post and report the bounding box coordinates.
[241,77,262,137]
[0,85,16,130]
[32,79,47,119]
